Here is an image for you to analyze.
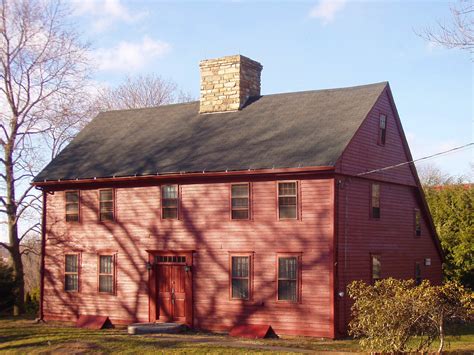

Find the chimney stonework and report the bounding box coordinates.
[199,55,263,114]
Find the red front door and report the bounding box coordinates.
[156,257,187,323]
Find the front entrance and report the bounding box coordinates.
[157,256,186,322]
[148,251,193,326]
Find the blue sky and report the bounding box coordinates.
[73,0,473,177]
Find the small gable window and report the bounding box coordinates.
[371,254,381,284]
[99,189,114,221]
[230,255,251,300]
[231,184,250,220]
[415,209,421,236]
[65,191,80,222]
[162,185,179,219]
[278,182,298,220]
[98,255,115,293]
[371,183,380,219]
[379,114,387,145]
[65,254,79,292]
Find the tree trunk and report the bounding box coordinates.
[5,140,25,315]
[438,318,444,353]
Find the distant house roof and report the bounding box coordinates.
[34,82,387,182]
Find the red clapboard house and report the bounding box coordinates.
[33,55,443,338]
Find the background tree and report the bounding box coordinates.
[418,0,473,57]
[0,0,89,315]
[95,74,194,111]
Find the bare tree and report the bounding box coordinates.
[96,74,194,111]
[419,0,473,56]
[0,0,89,314]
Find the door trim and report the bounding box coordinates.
[147,250,194,327]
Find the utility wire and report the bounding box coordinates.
[357,142,474,176]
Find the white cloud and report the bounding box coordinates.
[73,0,148,32]
[309,0,347,25]
[93,36,171,72]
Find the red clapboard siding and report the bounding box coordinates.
[43,176,335,338]
[333,87,443,336]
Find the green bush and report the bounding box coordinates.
[348,278,473,352]
[25,287,40,317]
[0,260,15,313]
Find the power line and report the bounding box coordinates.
[357,142,474,176]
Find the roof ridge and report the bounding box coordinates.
[99,81,388,115]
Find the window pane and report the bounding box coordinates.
[162,185,178,199]
[65,255,78,273]
[380,115,386,129]
[372,256,381,280]
[66,214,79,222]
[279,206,297,219]
[279,182,296,196]
[66,204,79,213]
[278,257,297,279]
[232,279,249,299]
[100,201,113,212]
[231,184,248,197]
[415,210,421,236]
[232,210,249,220]
[162,199,178,208]
[100,256,112,274]
[100,212,114,221]
[232,257,249,277]
[65,274,78,291]
[372,207,380,219]
[99,275,113,293]
[66,191,79,203]
[232,197,248,209]
[278,280,297,301]
[100,189,113,201]
[163,208,178,219]
[279,196,296,206]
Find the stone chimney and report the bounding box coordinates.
[199,55,263,114]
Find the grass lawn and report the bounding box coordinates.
[0,317,473,354]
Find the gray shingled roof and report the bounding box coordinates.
[34,82,387,182]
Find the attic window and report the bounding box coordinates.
[379,114,387,145]
[415,209,421,237]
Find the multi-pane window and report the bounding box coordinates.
[371,183,380,219]
[231,256,250,300]
[415,209,421,236]
[99,255,114,293]
[99,189,114,221]
[231,184,250,220]
[65,191,79,222]
[65,254,79,292]
[162,185,178,219]
[371,254,381,284]
[278,182,298,220]
[379,114,387,145]
[415,262,422,285]
[278,256,299,301]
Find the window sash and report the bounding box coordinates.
[99,189,114,221]
[231,184,249,220]
[65,254,79,292]
[162,185,178,219]
[371,184,380,218]
[65,191,79,222]
[98,255,114,293]
[371,255,381,283]
[379,114,387,145]
[278,182,298,220]
[230,256,250,300]
[277,256,299,301]
[415,210,421,236]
